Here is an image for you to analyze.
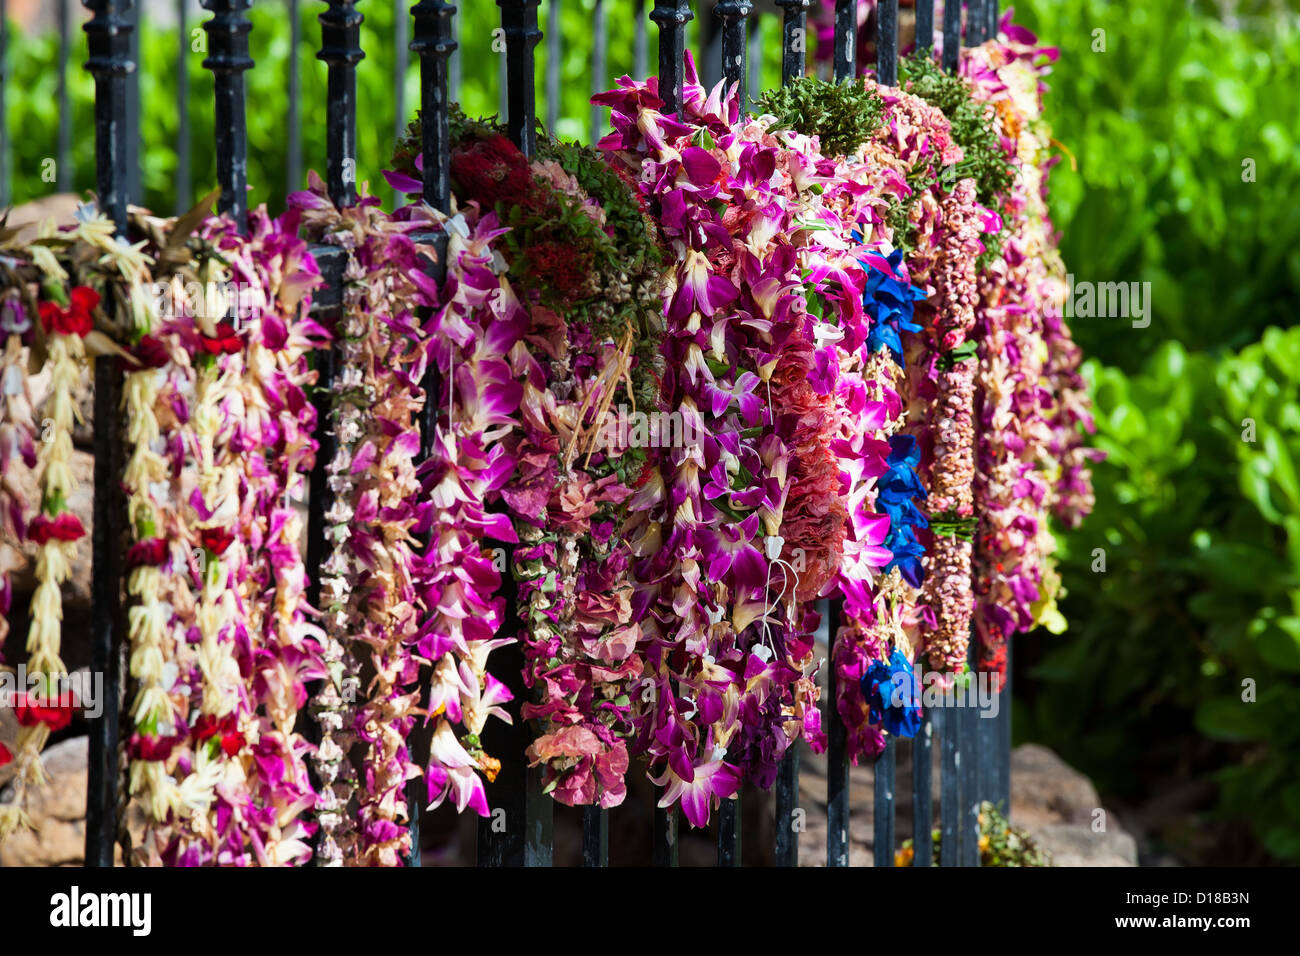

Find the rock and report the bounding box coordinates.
[1010,743,1137,866]
[0,735,146,867]
[1010,742,1107,828]
[1030,822,1139,867]
[0,736,92,866]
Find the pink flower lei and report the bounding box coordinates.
[963,18,1095,677]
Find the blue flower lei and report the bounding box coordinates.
[860,247,929,589]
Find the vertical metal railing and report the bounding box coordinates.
[775,0,809,88]
[915,0,933,54]
[473,0,548,870]
[716,1,752,111]
[202,0,252,224]
[942,0,960,72]
[652,0,691,118]
[82,0,134,869]
[876,0,897,86]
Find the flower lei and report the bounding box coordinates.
[392,116,668,811]
[292,175,438,865]
[598,58,921,820]
[111,205,325,866]
[412,206,520,821]
[0,211,150,835]
[811,78,963,762]
[964,16,1095,677]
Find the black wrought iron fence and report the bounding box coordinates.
[3,0,1014,868]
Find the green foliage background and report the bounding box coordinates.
[1008,0,1300,863]
[3,0,1299,861]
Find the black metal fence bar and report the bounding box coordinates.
[942,0,959,72]
[83,0,135,869]
[775,0,809,88]
[915,0,933,53]
[716,1,751,110]
[959,688,980,865]
[202,0,253,224]
[938,704,958,865]
[832,0,854,82]
[997,639,1012,812]
[412,0,455,217]
[966,0,982,46]
[825,601,849,866]
[404,0,458,867]
[746,9,761,103]
[651,0,691,117]
[474,0,546,869]
[876,0,897,86]
[319,1,363,209]
[976,673,998,817]
[912,713,933,865]
[653,791,679,866]
[873,736,895,866]
[718,792,741,866]
[582,805,609,866]
[126,0,140,203]
[774,746,799,865]
[988,0,1000,40]
[499,0,541,157]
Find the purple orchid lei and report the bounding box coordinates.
[594,57,965,821]
[410,203,520,822]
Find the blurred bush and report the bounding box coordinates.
[1014,0,1300,862]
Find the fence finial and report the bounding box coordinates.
[200,0,254,226]
[715,2,753,113]
[650,0,692,118]
[411,1,456,215]
[497,0,542,158]
[774,0,811,88]
[82,0,136,236]
[318,1,365,209]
